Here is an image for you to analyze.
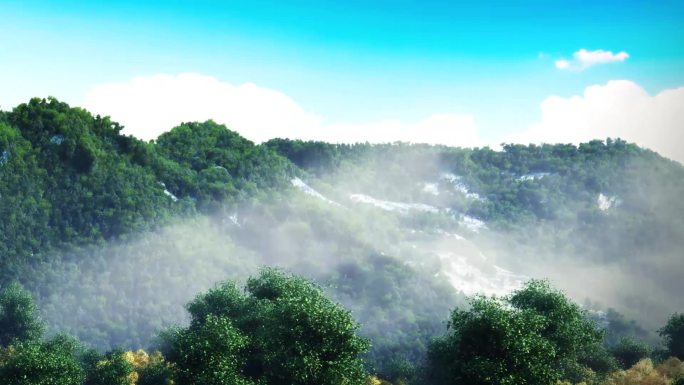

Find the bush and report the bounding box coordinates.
[610,338,653,369]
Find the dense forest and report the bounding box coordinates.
[1,97,683,384]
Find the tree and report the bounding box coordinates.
[0,335,85,385]
[165,315,253,385]
[508,280,608,379]
[136,358,173,385]
[425,295,557,385]
[82,349,134,385]
[0,283,43,346]
[164,269,370,385]
[659,313,684,360]
[425,280,605,385]
[380,358,416,385]
[609,338,652,369]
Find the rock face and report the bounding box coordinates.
[597,193,620,211]
[349,193,439,214]
[291,177,341,206]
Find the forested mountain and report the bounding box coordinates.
[1,98,683,384]
[0,98,292,271]
[266,137,684,330]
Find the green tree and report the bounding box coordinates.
[508,280,605,378]
[164,315,253,385]
[0,283,43,346]
[574,343,617,380]
[0,335,85,385]
[425,280,605,385]
[659,313,684,360]
[425,295,557,385]
[609,338,652,369]
[165,269,370,385]
[136,360,174,385]
[83,349,134,385]
[381,358,416,385]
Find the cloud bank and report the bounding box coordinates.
[83,73,482,147]
[83,74,684,164]
[83,74,321,143]
[555,49,629,71]
[506,80,684,164]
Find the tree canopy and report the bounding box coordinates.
[425,280,607,385]
[0,283,43,346]
[660,313,684,360]
[164,269,370,385]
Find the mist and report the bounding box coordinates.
[23,139,684,372]
[269,140,684,335]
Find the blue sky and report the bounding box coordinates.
[1,0,683,159]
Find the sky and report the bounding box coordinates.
[1,0,683,162]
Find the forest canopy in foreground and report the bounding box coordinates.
[2,273,684,385]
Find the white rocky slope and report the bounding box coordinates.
[428,233,527,296]
[349,193,439,213]
[293,175,522,296]
[291,177,342,206]
[597,193,621,211]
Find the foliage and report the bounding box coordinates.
[597,358,684,385]
[0,283,43,346]
[82,349,134,385]
[427,295,558,385]
[155,120,293,208]
[164,315,253,385]
[1,99,684,384]
[0,335,85,385]
[655,357,684,381]
[660,314,684,360]
[0,98,293,284]
[133,353,173,385]
[122,350,172,385]
[378,358,415,385]
[424,280,605,385]
[610,338,653,369]
[0,98,175,276]
[509,280,604,360]
[165,269,370,385]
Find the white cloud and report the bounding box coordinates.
[82,73,482,147]
[575,48,629,66]
[554,59,571,70]
[504,80,684,164]
[83,73,321,142]
[555,49,629,71]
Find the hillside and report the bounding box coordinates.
[1,98,683,382]
[264,138,684,330]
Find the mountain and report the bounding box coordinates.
[1,97,683,375]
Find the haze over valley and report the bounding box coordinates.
[1,1,683,384]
